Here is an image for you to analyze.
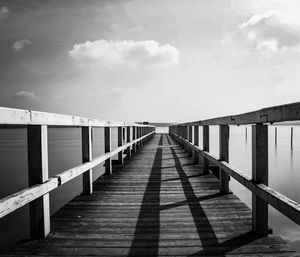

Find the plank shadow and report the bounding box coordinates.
[127,135,163,257]
[166,135,261,256]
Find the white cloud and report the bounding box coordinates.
[0,6,9,20]
[237,12,300,52]
[15,91,35,99]
[69,39,179,70]
[13,39,32,51]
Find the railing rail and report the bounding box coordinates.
[0,107,145,127]
[179,101,300,126]
[0,107,155,239]
[169,101,300,235]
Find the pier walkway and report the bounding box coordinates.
[3,134,298,257]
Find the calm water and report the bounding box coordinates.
[0,126,299,253]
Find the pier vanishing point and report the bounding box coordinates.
[1,102,300,256]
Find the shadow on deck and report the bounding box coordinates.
[2,134,299,257]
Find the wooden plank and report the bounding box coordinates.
[170,131,300,226]
[55,131,154,185]
[82,126,93,195]
[4,134,297,257]
[0,178,58,219]
[27,125,50,239]
[0,106,155,128]
[0,132,155,220]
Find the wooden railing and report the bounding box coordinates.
[0,107,155,239]
[169,101,300,235]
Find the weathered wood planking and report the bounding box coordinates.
[0,106,154,127]
[2,134,299,256]
[171,131,300,227]
[0,132,154,220]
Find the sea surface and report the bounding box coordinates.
[0,125,299,253]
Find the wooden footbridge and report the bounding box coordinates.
[1,102,300,256]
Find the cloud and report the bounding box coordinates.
[237,13,300,52]
[69,39,179,70]
[13,39,32,51]
[0,6,9,20]
[15,91,35,99]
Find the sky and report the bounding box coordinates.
[0,0,300,122]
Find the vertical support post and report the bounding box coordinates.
[82,126,93,195]
[245,127,247,142]
[219,125,229,194]
[132,126,136,152]
[27,125,50,239]
[141,127,144,145]
[136,127,140,150]
[291,127,293,149]
[194,126,199,163]
[118,127,124,164]
[188,126,193,156]
[275,127,277,147]
[127,126,131,157]
[252,124,268,235]
[184,126,188,152]
[203,125,210,174]
[139,127,142,148]
[105,127,112,175]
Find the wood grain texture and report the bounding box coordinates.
[171,131,300,226]
[27,125,50,239]
[0,106,155,128]
[3,134,298,257]
[0,132,154,220]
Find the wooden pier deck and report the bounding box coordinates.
[3,134,299,257]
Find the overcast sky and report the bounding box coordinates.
[0,0,300,122]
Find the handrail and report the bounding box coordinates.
[179,101,300,126]
[170,133,300,225]
[0,106,152,127]
[0,132,154,219]
[0,106,155,239]
[169,101,300,235]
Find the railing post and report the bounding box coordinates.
[127,126,131,157]
[141,127,144,145]
[132,126,136,152]
[184,126,188,152]
[105,127,112,175]
[82,126,93,195]
[140,127,143,145]
[194,126,199,164]
[118,127,124,164]
[252,124,268,235]
[139,127,142,148]
[182,126,186,148]
[27,125,50,239]
[203,125,210,174]
[136,126,140,150]
[188,126,193,156]
[219,125,229,194]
